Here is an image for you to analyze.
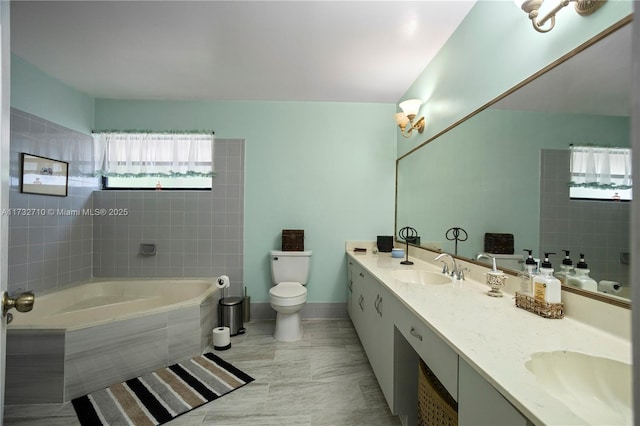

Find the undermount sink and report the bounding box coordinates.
[393,269,452,285]
[526,351,632,425]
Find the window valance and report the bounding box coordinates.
[569,145,632,190]
[93,131,214,178]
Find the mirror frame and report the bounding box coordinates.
[394,15,633,310]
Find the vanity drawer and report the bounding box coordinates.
[396,304,458,401]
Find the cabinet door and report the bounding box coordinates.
[350,262,369,347]
[371,281,397,409]
[458,359,529,426]
[351,267,397,411]
[347,259,354,318]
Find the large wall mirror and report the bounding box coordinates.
[396,17,632,308]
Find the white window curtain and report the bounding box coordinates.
[570,146,632,190]
[93,132,214,177]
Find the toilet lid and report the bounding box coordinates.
[270,282,307,298]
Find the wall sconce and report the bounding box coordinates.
[515,0,606,33]
[394,99,425,138]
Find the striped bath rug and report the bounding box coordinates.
[71,352,254,425]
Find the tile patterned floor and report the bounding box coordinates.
[3,319,402,425]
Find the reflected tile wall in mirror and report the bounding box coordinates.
[539,149,630,287]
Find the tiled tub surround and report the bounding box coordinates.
[5,279,220,404]
[8,108,98,294]
[346,242,631,425]
[9,122,245,295]
[92,138,245,293]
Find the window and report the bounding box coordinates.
[93,131,214,189]
[569,145,632,201]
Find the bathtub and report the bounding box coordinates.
[5,278,220,404]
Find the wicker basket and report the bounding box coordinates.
[417,359,458,426]
[515,291,564,319]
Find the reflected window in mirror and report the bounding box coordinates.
[569,145,632,201]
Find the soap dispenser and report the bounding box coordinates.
[567,254,598,292]
[532,252,561,303]
[522,249,538,293]
[486,257,507,297]
[554,250,574,285]
[478,254,508,297]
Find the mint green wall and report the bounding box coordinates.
[11,55,94,134]
[397,109,630,259]
[95,100,396,303]
[397,1,633,157]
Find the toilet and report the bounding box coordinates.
[269,250,312,342]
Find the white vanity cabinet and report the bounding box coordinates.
[347,257,397,409]
[346,253,536,425]
[458,358,529,426]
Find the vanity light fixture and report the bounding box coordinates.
[514,0,607,33]
[394,99,425,138]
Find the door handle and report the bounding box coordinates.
[2,291,35,324]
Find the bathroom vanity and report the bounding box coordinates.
[346,244,631,426]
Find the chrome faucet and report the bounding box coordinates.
[435,253,457,277]
[435,253,455,276]
[435,253,468,281]
[477,253,499,272]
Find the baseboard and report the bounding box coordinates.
[249,302,348,320]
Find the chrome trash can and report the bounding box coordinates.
[218,297,245,336]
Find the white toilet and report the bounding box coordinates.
[269,250,312,342]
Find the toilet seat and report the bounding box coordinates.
[269,282,307,306]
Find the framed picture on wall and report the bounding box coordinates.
[20,153,68,197]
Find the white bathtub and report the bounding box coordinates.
[6,279,221,404]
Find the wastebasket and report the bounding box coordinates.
[218,297,245,336]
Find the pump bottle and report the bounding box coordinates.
[554,250,574,285]
[522,249,538,293]
[567,254,598,292]
[532,252,562,303]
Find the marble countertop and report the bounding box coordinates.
[346,248,632,426]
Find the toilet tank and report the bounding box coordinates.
[270,250,312,285]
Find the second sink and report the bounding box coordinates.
[393,269,452,285]
[525,350,631,425]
